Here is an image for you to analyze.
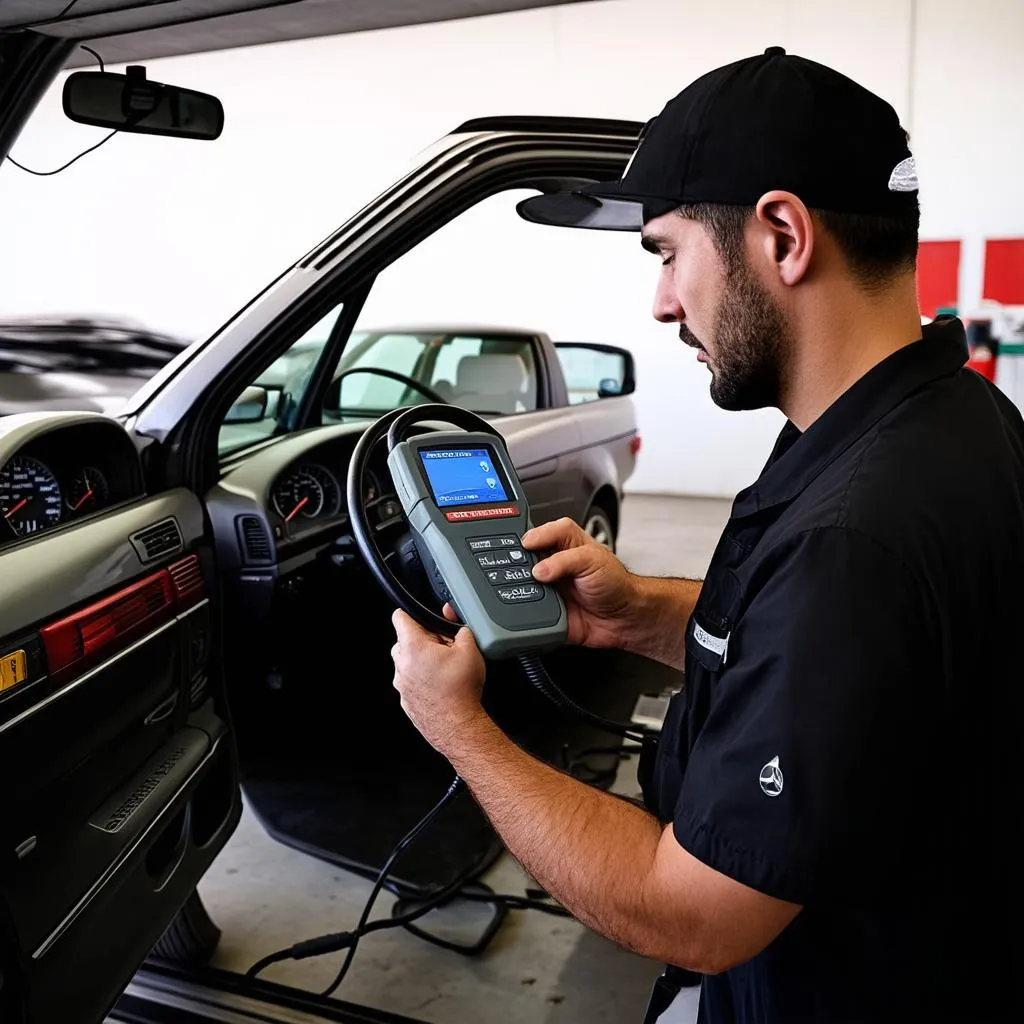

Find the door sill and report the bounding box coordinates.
[109,961,430,1024]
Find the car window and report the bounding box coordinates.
[217,304,343,456]
[556,345,628,404]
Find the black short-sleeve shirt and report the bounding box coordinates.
[641,317,1024,1023]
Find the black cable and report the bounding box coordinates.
[57,0,83,18]
[5,130,117,176]
[244,775,465,989]
[518,653,649,743]
[4,42,113,177]
[80,44,105,72]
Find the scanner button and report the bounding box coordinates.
[476,549,528,569]
[467,534,521,552]
[486,565,533,585]
[496,583,545,604]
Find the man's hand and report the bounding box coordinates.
[521,517,639,649]
[391,608,486,756]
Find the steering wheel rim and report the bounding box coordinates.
[328,367,449,408]
[346,404,507,637]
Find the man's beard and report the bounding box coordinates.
[681,258,790,412]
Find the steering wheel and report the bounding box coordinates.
[328,367,449,408]
[346,404,507,639]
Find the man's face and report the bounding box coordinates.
[643,210,790,411]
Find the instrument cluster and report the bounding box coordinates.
[0,422,143,544]
[269,451,403,536]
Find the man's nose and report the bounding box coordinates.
[652,272,683,324]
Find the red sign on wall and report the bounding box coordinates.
[983,239,1024,305]
[917,240,961,320]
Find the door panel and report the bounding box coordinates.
[0,487,241,1024]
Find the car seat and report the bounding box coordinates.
[450,353,531,414]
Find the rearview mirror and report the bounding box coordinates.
[62,67,224,141]
[225,385,268,423]
[553,343,636,404]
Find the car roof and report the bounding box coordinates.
[0,1,577,68]
[355,324,546,339]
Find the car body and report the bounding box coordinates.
[0,13,647,1024]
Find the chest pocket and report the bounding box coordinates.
[686,567,742,671]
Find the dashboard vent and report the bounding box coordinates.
[168,554,204,604]
[237,515,273,564]
[131,517,183,564]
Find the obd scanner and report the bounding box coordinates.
[386,428,567,659]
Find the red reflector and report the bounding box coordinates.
[444,506,520,522]
[41,570,175,681]
[629,435,642,456]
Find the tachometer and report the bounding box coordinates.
[0,456,63,537]
[67,466,109,514]
[272,463,341,523]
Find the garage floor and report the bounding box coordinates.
[197,495,731,1024]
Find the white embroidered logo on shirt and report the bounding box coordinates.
[759,756,784,798]
[693,622,729,663]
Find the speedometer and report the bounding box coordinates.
[0,456,63,537]
[272,463,341,523]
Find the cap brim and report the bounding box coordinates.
[515,188,645,231]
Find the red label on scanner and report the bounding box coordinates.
[444,506,520,522]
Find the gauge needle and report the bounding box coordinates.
[4,498,27,519]
[285,496,309,522]
[73,489,94,510]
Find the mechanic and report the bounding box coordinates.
[390,47,1023,1023]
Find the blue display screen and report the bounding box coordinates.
[419,447,510,507]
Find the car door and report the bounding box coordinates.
[0,411,241,1024]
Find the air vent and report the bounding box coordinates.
[168,554,204,604]
[237,515,272,564]
[131,517,183,564]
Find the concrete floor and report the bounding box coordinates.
[197,495,731,1024]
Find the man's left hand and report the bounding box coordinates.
[391,608,486,755]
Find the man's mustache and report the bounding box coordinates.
[679,325,705,351]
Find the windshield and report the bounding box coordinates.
[326,329,539,417]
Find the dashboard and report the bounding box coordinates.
[0,420,145,546]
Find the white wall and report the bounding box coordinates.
[2,0,1022,497]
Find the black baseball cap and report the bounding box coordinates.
[516,47,918,231]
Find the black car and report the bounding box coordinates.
[0,315,189,416]
[0,6,663,1024]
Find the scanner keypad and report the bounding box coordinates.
[467,534,546,602]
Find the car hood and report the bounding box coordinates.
[0,370,141,417]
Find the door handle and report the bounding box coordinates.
[144,692,179,726]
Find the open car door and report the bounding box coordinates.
[0,411,241,1023]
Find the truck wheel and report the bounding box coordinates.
[149,889,221,964]
[583,503,616,552]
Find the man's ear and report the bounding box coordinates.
[754,191,813,287]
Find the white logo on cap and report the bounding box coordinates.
[888,156,918,192]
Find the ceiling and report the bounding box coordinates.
[0,0,588,67]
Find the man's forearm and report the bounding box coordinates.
[622,576,702,670]
[446,710,672,960]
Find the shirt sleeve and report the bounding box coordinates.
[674,525,938,906]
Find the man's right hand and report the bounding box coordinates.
[521,517,638,649]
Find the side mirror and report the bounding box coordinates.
[553,343,636,403]
[225,385,268,423]
[62,67,224,140]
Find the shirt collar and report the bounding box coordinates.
[732,316,969,518]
